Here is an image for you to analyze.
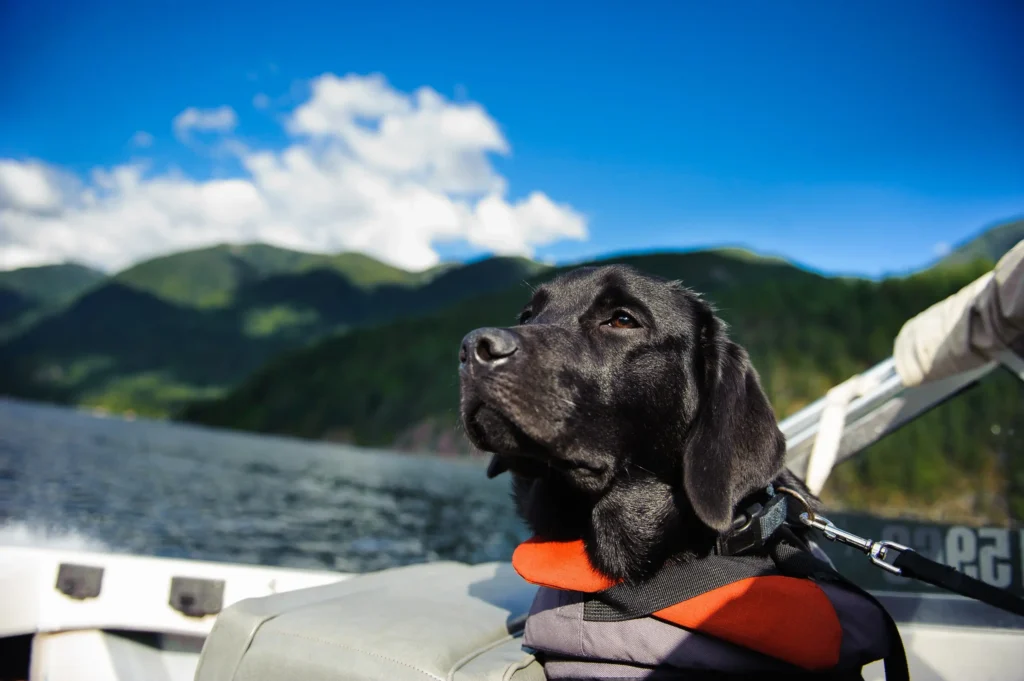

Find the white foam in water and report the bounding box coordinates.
[0,520,113,553]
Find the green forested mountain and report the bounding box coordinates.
[113,243,425,308]
[939,218,1024,268]
[0,249,547,415]
[182,249,821,441]
[0,263,106,337]
[0,262,105,304]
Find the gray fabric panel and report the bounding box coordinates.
[540,657,694,680]
[819,581,892,666]
[522,587,795,673]
[195,561,539,681]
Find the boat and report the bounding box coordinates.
[2,241,1023,681]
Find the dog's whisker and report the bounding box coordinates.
[629,461,656,476]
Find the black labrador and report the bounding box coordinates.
[458,263,819,583]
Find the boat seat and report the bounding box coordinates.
[194,560,544,681]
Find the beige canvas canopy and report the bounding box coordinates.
[783,240,1024,493]
[895,240,1024,387]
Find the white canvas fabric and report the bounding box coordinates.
[895,240,1024,387]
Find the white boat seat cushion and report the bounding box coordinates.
[194,560,544,681]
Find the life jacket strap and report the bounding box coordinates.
[582,539,823,622]
[584,551,778,622]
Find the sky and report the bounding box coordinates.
[1,0,1022,277]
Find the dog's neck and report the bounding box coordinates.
[512,472,717,582]
[512,468,813,583]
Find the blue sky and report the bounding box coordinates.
[1,0,1022,277]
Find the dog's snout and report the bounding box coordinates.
[460,328,519,367]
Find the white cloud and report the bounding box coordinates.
[0,73,587,273]
[131,131,154,148]
[933,241,952,257]
[252,93,270,109]
[172,105,238,143]
[0,160,69,215]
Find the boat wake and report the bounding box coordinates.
[0,520,113,553]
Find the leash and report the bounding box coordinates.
[777,487,1024,617]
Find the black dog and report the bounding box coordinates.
[458,264,818,583]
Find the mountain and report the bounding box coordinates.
[0,251,549,416]
[0,288,35,327]
[0,263,106,336]
[0,262,106,305]
[113,243,423,308]
[230,255,547,342]
[939,218,1024,268]
[0,283,279,414]
[180,249,831,444]
[183,251,985,446]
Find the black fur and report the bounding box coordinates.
[458,264,818,584]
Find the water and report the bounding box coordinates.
[0,398,528,573]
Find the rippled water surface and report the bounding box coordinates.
[0,399,527,572]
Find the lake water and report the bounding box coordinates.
[6,398,1023,603]
[0,398,528,573]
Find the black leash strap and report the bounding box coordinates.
[891,548,1024,617]
[786,499,1024,618]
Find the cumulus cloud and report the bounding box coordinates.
[172,105,239,143]
[0,73,587,272]
[0,160,66,215]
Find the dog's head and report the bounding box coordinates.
[458,264,786,576]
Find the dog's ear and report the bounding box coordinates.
[682,308,786,532]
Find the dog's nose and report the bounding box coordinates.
[460,328,519,366]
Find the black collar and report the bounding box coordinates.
[714,484,789,556]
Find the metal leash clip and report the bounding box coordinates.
[798,512,909,575]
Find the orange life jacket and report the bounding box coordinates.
[513,536,860,672]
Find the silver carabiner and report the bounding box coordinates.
[869,540,910,575]
[798,512,910,576]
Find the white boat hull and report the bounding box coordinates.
[3,544,1023,680]
[0,545,350,681]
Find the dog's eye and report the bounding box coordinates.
[606,311,640,329]
[518,310,533,325]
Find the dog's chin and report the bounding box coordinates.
[463,401,615,493]
[464,401,550,461]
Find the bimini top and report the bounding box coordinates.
[895,239,1024,388]
[785,239,1024,494]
